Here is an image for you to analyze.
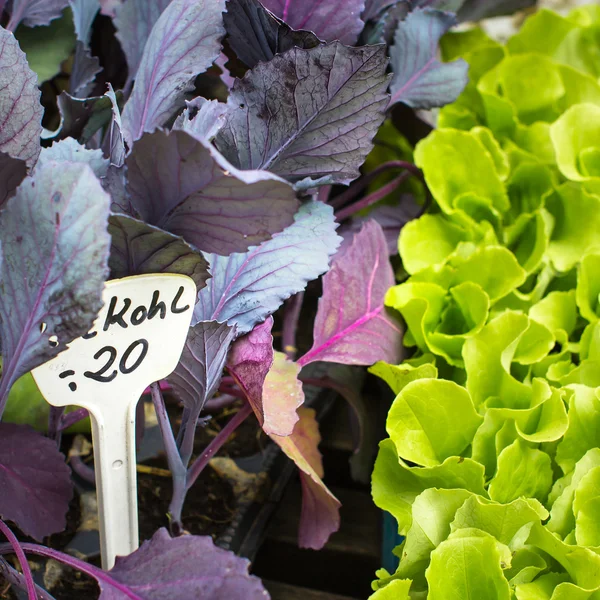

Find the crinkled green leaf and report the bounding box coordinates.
[369,360,437,395]
[386,378,482,467]
[425,529,512,600]
[556,385,600,475]
[573,465,600,547]
[530,291,578,338]
[488,438,553,504]
[576,253,600,323]
[372,438,486,535]
[369,579,412,600]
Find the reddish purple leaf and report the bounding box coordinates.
[261,0,365,45]
[271,408,341,549]
[299,219,403,367]
[126,129,298,255]
[228,317,304,436]
[100,528,269,599]
[0,28,43,168]
[173,97,229,142]
[0,423,72,540]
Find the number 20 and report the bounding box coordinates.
[84,339,149,383]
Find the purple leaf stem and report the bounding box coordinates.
[282,292,305,360]
[58,408,89,432]
[186,402,253,490]
[329,160,422,209]
[70,454,96,485]
[150,384,188,536]
[48,406,66,444]
[0,543,144,599]
[335,173,410,222]
[0,558,54,600]
[204,394,238,412]
[0,520,35,600]
[217,385,246,400]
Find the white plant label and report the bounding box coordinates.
[32,274,196,569]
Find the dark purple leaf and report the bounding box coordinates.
[0,162,111,410]
[6,0,68,29]
[339,198,420,256]
[0,423,72,540]
[70,42,102,98]
[37,137,109,178]
[194,200,341,336]
[103,165,130,213]
[223,0,320,68]
[113,0,171,86]
[389,8,468,109]
[173,97,229,142]
[0,152,27,208]
[167,321,236,414]
[100,528,269,599]
[271,408,340,549]
[108,214,211,289]
[69,0,99,44]
[126,129,298,255]
[262,0,365,45]
[215,42,390,187]
[362,0,399,21]
[121,0,226,143]
[42,92,115,144]
[0,28,42,168]
[227,318,305,436]
[299,220,403,367]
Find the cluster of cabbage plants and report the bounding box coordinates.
[371,5,600,599]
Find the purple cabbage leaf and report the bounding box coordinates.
[104,83,126,167]
[121,0,226,143]
[107,214,211,289]
[69,0,99,45]
[167,321,237,417]
[68,0,102,97]
[0,161,111,414]
[5,0,69,30]
[214,42,390,188]
[113,0,171,87]
[125,129,299,255]
[299,219,403,367]
[173,97,229,143]
[0,423,73,540]
[194,199,341,336]
[37,137,109,178]
[227,317,304,437]
[388,7,468,109]
[223,0,320,69]
[0,153,27,208]
[261,0,366,45]
[0,27,43,168]
[271,408,341,549]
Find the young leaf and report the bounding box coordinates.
[104,84,125,167]
[101,528,269,599]
[261,0,365,45]
[299,220,403,367]
[69,0,99,45]
[37,138,109,178]
[167,321,237,416]
[0,153,27,208]
[6,0,69,29]
[223,0,320,68]
[271,408,341,550]
[126,129,299,255]
[108,214,211,289]
[113,0,171,85]
[0,162,111,412]
[70,43,101,98]
[173,97,229,142]
[0,423,72,540]
[121,0,226,143]
[227,317,275,428]
[0,27,43,167]
[389,8,469,109]
[195,200,341,336]
[215,42,390,187]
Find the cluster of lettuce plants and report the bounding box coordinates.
[370,4,600,599]
[0,0,540,597]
